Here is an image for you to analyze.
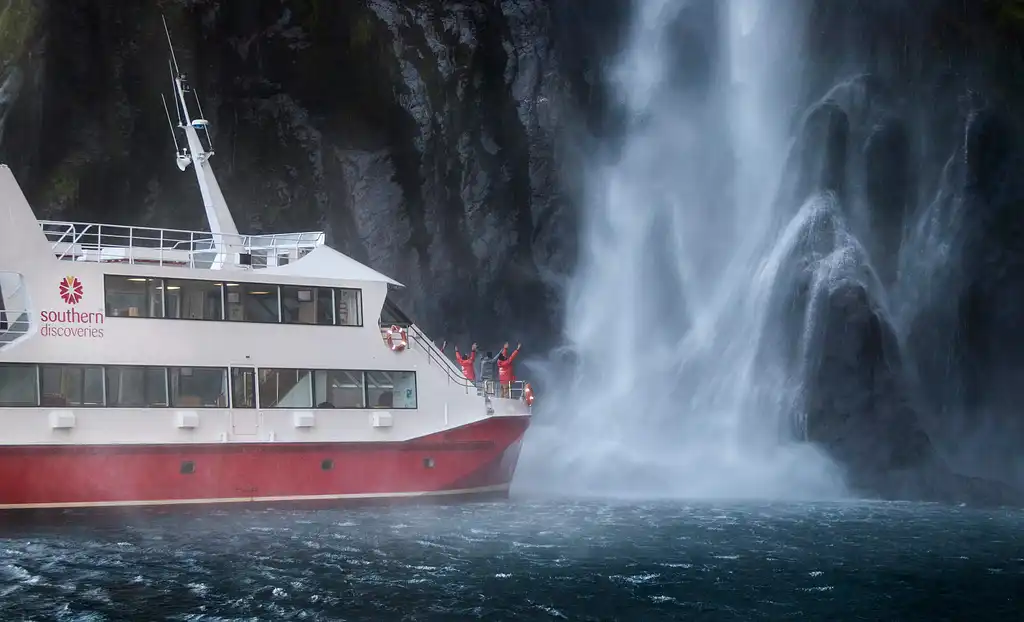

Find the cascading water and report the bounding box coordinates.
[516,0,849,499]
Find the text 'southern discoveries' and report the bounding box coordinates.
[39,309,104,338]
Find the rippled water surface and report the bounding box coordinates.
[1,499,1022,620]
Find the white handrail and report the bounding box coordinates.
[0,310,30,346]
[37,219,325,269]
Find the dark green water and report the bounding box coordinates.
[1,499,1022,620]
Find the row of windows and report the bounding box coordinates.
[0,364,417,410]
[104,276,363,326]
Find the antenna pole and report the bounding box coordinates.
[193,90,214,149]
[161,94,182,152]
[162,15,181,76]
[168,59,184,125]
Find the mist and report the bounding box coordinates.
[516,0,848,500]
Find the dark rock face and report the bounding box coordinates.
[0,0,629,350]
[764,0,1024,503]
[3,0,1024,504]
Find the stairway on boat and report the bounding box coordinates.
[0,272,30,350]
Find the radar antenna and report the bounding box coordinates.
[158,13,240,240]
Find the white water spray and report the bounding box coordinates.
[517,0,848,500]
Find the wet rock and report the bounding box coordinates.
[862,116,912,284]
[803,279,931,478]
[788,101,848,206]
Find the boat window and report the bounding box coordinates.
[0,280,6,332]
[0,364,37,406]
[336,288,363,327]
[168,367,228,408]
[313,369,366,408]
[104,276,164,318]
[231,367,256,408]
[225,283,280,323]
[106,366,168,407]
[258,368,313,408]
[39,364,104,407]
[280,286,334,325]
[380,294,412,328]
[165,279,223,320]
[365,371,417,409]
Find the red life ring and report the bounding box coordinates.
[386,325,408,352]
[523,383,535,406]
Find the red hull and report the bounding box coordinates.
[0,415,529,510]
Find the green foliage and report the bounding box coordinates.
[350,11,375,49]
[995,0,1024,23]
[0,0,37,68]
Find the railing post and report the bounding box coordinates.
[128,226,134,265]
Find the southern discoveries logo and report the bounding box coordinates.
[41,276,105,338]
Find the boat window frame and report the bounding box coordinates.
[104,365,170,408]
[365,370,418,410]
[230,366,257,409]
[0,363,40,407]
[167,366,229,408]
[38,363,105,408]
[256,367,315,409]
[0,363,417,410]
[102,275,363,328]
[163,277,225,321]
[103,275,164,318]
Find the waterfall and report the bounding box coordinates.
[516,0,848,500]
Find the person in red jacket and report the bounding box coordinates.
[496,342,521,397]
[454,343,478,382]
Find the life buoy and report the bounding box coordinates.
[523,383,535,406]
[386,325,408,352]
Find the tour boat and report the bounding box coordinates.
[0,26,532,511]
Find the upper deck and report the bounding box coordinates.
[40,220,325,271]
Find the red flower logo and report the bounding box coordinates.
[59,276,83,305]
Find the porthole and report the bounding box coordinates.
[321,459,334,471]
[180,460,195,475]
[423,457,435,469]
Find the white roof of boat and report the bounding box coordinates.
[260,244,402,286]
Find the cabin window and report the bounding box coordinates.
[225,283,280,323]
[231,367,256,408]
[106,366,168,407]
[313,369,366,408]
[380,295,412,328]
[39,364,104,407]
[105,276,164,318]
[281,286,334,325]
[365,371,417,409]
[165,279,223,320]
[168,367,228,408]
[258,368,313,408]
[336,288,363,326]
[0,364,37,406]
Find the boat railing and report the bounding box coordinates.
[380,323,528,400]
[0,309,30,348]
[37,220,325,269]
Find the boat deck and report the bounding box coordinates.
[38,220,325,270]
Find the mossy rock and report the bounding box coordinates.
[0,0,37,68]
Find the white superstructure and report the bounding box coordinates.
[0,22,530,452]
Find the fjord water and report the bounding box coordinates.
[518,0,846,498]
[2,501,1023,620]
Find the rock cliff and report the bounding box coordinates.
[3,0,1024,503]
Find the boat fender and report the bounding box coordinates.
[386,325,408,352]
[523,383,535,406]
